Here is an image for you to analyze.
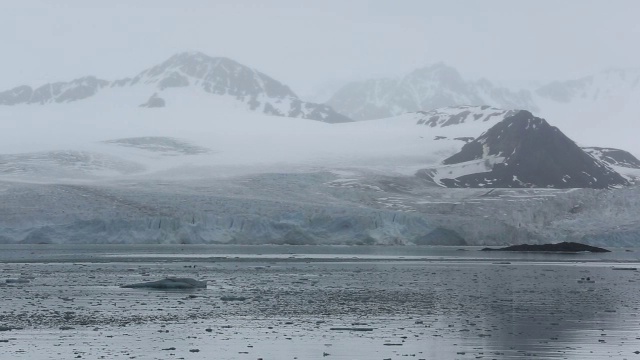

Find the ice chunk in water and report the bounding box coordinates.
[121,277,207,289]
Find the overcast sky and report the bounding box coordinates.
[2,0,640,98]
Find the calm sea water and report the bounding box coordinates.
[1,244,640,359]
[2,244,640,263]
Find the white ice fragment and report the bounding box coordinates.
[121,277,207,289]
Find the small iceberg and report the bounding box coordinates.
[6,278,30,284]
[121,277,207,289]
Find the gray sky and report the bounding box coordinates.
[2,0,640,97]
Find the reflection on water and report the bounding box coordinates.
[425,263,640,359]
[0,245,639,359]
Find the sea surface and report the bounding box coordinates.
[1,245,640,360]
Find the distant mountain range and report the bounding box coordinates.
[326,63,640,122]
[326,64,640,163]
[0,51,638,190]
[0,51,351,123]
[2,52,638,135]
[535,68,640,104]
[326,63,539,121]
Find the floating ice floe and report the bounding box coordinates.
[121,277,207,289]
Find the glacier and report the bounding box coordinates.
[1,171,639,247]
[0,102,638,246]
[0,53,639,247]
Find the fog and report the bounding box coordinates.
[0,1,639,175]
[2,0,640,97]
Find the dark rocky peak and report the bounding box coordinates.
[130,51,298,99]
[440,111,629,189]
[444,110,549,162]
[0,76,109,105]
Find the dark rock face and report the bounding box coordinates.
[582,147,640,169]
[414,227,466,245]
[440,111,628,189]
[0,85,33,105]
[0,76,108,105]
[481,242,610,253]
[265,99,352,124]
[139,93,166,108]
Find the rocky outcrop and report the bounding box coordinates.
[481,242,610,253]
[139,93,166,108]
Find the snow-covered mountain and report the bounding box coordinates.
[0,52,639,248]
[535,68,640,104]
[414,105,519,134]
[5,101,635,188]
[326,64,640,157]
[326,63,538,121]
[0,51,351,123]
[419,110,628,189]
[533,68,640,153]
[409,106,640,179]
[582,147,640,169]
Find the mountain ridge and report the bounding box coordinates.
[327,63,539,121]
[0,51,351,123]
[326,64,640,155]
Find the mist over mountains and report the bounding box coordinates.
[326,63,640,156]
[326,63,539,120]
[1,51,639,246]
[1,51,638,184]
[327,63,640,120]
[2,51,639,152]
